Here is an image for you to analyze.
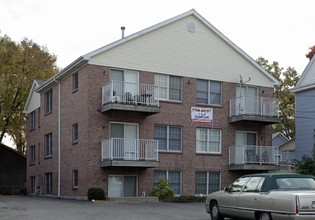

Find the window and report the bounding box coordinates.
[196,128,221,154]
[197,80,222,105]
[30,145,35,164]
[235,131,257,163]
[154,170,181,195]
[45,173,52,194]
[30,176,35,194]
[243,177,265,192]
[155,74,182,101]
[195,172,221,195]
[45,89,52,113]
[73,124,78,143]
[45,133,52,157]
[73,72,78,91]
[38,108,40,128]
[274,154,282,162]
[38,143,40,164]
[29,111,35,130]
[276,178,315,190]
[154,125,182,152]
[73,170,78,188]
[229,177,250,192]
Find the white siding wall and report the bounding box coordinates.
[298,60,315,88]
[90,15,273,87]
[25,91,40,114]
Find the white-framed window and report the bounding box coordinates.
[154,125,182,152]
[30,176,36,194]
[73,72,78,91]
[274,154,283,162]
[197,80,222,105]
[29,111,35,130]
[30,145,35,164]
[195,172,221,195]
[154,74,182,101]
[73,170,78,188]
[45,133,52,157]
[38,143,40,164]
[196,128,221,154]
[45,172,52,194]
[154,170,182,195]
[44,89,52,114]
[73,123,78,143]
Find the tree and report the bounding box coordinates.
[0,35,58,153]
[294,143,315,176]
[306,45,315,61]
[256,57,299,139]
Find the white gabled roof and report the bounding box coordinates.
[23,79,46,114]
[291,55,315,93]
[37,9,279,92]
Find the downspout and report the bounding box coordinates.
[54,78,61,198]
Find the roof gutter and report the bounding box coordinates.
[36,56,86,93]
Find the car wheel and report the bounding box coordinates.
[259,212,272,220]
[210,201,224,220]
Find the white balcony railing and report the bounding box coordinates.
[229,145,279,165]
[102,81,159,107]
[229,96,279,117]
[101,138,159,161]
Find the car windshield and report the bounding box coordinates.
[276,178,315,190]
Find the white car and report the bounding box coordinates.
[205,173,315,220]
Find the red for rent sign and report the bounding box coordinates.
[191,107,213,123]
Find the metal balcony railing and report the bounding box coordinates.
[101,138,159,161]
[229,96,279,117]
[102,81,159,107]
[229,145,279,165]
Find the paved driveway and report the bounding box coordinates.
[0,196,211,220]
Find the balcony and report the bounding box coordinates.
[228,96,280,124]
[101,81,160,114]
[228,145,280,171]
[101,138,160,168]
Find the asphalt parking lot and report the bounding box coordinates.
[0,195,212,220]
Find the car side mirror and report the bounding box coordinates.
[224,187,230,192]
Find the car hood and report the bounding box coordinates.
[207,190,225,198]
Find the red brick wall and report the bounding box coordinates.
[26,64,275,198]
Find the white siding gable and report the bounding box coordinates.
[23,80,42,114]
[292,56,315,93]
[90,15,273,87]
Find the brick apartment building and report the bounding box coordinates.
[24,10,280,199]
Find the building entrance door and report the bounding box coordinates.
[108,175,137,197]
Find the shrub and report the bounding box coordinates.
[87,188,105,200]
[150,179,174,200]
[19,187,27,196]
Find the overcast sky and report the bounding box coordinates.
[1,0,315,75]
[1,0,315,147]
